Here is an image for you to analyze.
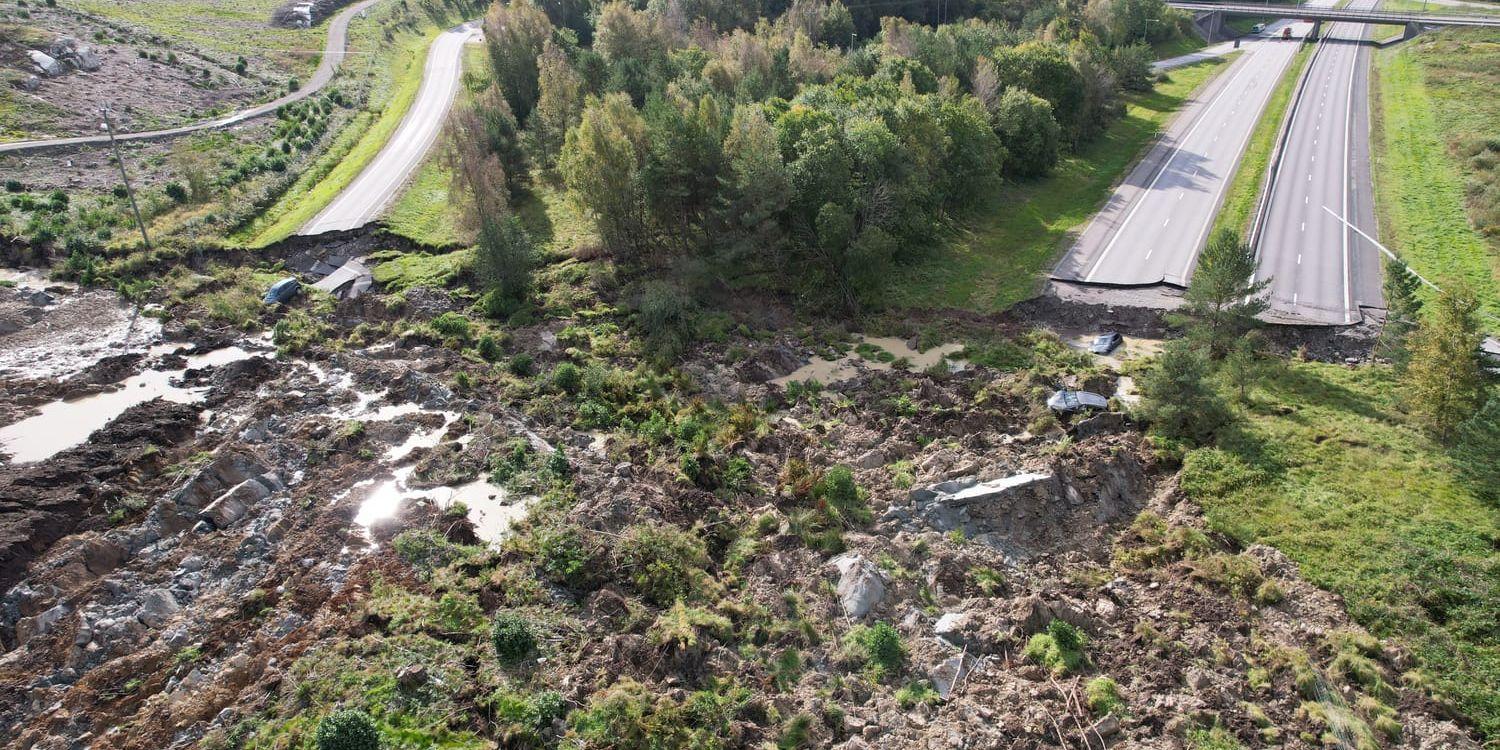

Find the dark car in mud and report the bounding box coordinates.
[1089,332,1123,355]
[263,277,301,305]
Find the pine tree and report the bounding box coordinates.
[1139,339,1231,443]
[716,104,791,269]
[1171,228,1270,360]
[1402,285,1485,441]
[1377,261,1423,368]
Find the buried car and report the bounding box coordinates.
[1089,331,1124,355]
[1047,390,1109,414]
[263,277,301,305]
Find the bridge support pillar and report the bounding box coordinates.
[1403,21,1424,39]
[1207,10,1224,41]
[1308,19,1322,41]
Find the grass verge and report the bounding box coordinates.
[1370,29,1500,325]
[384,44,488,247]
[1182,361,1499,741]
[1212,40,1316,238]
[890,54,1234,312]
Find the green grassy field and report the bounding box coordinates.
[68,0,323,80]
[1151,34,1208,60]
[1182,362,1499,741]
[889,55,1234,312]
[1371,29,1500,324]
[235,20,443,246]
[1212,42,1315,238]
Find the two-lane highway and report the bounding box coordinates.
[299,21,480,236]
[1254,2,1383,324]
[1053,15,1323,288]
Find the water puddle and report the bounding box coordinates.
[775,336,964,386]
[351,468,533,546]
[0,346,255,464]
[1062,331,1163,367]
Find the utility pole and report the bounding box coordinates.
[100,106,151,251]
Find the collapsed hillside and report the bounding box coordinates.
[0,268,1481,750]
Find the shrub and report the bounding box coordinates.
[508,353,535,376]
[846,621,904,678]
[391,529,468,573]
[430,312,471,340]
[165,182,189,203]
[811,465,871,527]
[1023,620,1087,675]
[6,180,25,192]
[649,600,731,650]
[615,522,709,606]
[315,708,380,750]
[1085,676,1124,715]
[477,334,503,362]
[552,361,583,394]
[535,525,591,585]
[491,611,539,665]
[488,689,565,735]
[633,280,699,365]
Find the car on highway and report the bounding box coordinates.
[1282,26,1292,39]
[1089,332,1124,355]
[1250,22,1265,33]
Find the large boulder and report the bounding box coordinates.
[28,51,66,77]
[910,473,1060,544]
[828,553,886,619]
[136,589,181,628]
[198,473,284,530]
[15,603,70,643]
[928,652,975,699]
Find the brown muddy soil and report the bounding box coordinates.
[0,272,1480,750]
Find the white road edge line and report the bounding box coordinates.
[1341,25,1357,325]
[1082,54,1262,282]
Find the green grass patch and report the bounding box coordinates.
[1212,41,1315,238]
[1151,34,1208,60]
[1371,29,1500,325]
[236,25,438,246]
[890,54,1234,312]
[369,247,472,291]
[68,0,322,80]
[1181,361,1499,740]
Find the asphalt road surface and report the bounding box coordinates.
[1253,0,1383,325]
[1052,17,1320,288]
[0,0,387,155]
[298,21,480,236]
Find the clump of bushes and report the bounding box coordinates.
[843,621,905,679]
[1085,676,1124,715]
[1023,619,1088,675]
[615,522,710,606]
[315,708,380,750]
[491,611,539,665]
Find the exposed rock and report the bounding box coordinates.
[928,653,974,699]
[933,612,970,648]
[852,448,885,470]
[16,604,70,643]
[136,589,180,628]
[397,663,428,689]
[829,554,886,619]
[28,51,66,77]
[198,473,284,530]
[1089,714,1120,738]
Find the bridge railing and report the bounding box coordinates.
[1167,1,1500,26]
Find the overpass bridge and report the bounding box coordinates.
[1168,1,1500,39]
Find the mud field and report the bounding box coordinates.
[0,267,1477,750]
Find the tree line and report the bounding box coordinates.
[448,0,1191,318]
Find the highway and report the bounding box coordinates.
[1052,16,1320,288]
[1253,1,1383,324]
[0,0,388,155]
[298,21,480,236]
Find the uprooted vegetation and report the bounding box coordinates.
[0,231,1486,749]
